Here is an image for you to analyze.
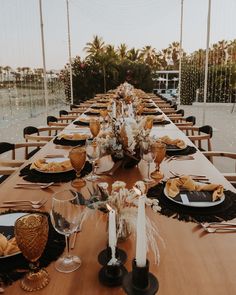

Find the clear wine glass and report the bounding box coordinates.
[50,190,84,273]
[69,146,86,188]
[86,138,100,181]
[140,140,155,183]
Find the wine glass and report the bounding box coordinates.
[100,109,108,130]
[50,189,84,273]
[15,213,49,291]
[140,140,155,183]
[89,119,100,138]
[86,138,100,181]
[151,141,166,181]
[69,146,86,188]
[144,116,153,134]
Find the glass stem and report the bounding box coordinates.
[92,161,95,176]
[147,161,151,179]
[65,234,71,259]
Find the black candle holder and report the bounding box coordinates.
[122,259,159,295]
[99,262,128,287]
[98,246,127,266]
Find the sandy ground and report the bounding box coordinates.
[0,103,235,173]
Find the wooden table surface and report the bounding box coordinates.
[1,98,236,295]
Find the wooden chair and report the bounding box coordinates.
[203,151,236,184]
[23,126,60,146]
[179,125,213,151]
[47,116,69,127]
[175,116,196,131]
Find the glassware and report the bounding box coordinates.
[89,119,100,138]
[15,213,49,291]
[69,146,86,188]
[144,116,153,133]
[100,109,108,130]
[151,141,166,181]
[50,189,84,273]
[86,138,100,181]
[140,140,155,183]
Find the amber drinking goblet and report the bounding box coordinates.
[144,116,153,134]
[100,109,108,130]
[90,119,101,138]
[151,141,166,180]
[14,213,49,292]
[69,146,86,188]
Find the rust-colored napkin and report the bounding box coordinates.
[160,135,187,149]
[166,175,224,202]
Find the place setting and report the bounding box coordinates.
[147,173,236,224]
[19,154,92,185]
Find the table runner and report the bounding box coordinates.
[147,182,236,222]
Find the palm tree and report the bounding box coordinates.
[117,43,128,60]
[127,48,140,62]
[140,45,157,67]
[84,35,105,59]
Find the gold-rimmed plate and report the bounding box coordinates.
[31,158,73,174]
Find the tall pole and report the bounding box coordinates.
[203,0,211,125]
[178,0,184,106]
[66,0,74,105]
[39,0,48,116]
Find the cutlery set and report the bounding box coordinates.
[0,198,47,209]
[199,222,236,233]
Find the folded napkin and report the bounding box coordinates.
[31,159,72,173]
[166,175,224,202]
[58,133,89,141]
[160,135,187,149]
[0,234,19,256]
[151,114,165,122]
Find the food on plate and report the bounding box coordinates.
[0,234,20,256]
[31,159,72,172]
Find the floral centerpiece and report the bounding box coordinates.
[98,116,151,169]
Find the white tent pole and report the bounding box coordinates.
[66,0,74,105]
[177,0,184,106]
[39,0,48,116]
[203,0,211,125]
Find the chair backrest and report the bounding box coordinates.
[0,142,15,155]
[199,125,213,138]
[176,109,185,116]
[23,126,39,138]
[47,116,58,125]
[70,104,80,110]
[186,116,196,126]
[59,110,69,116]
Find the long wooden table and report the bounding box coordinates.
[1,98,236,295]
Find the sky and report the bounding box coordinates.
[0,0,235,70]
